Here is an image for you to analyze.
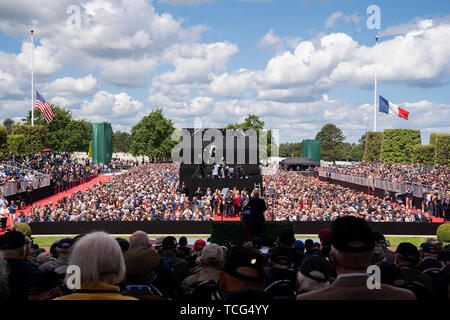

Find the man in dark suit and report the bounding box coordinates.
[298,216,416,300]
[242,189,267,241]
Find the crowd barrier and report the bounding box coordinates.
[0,175,51,197]
[319,171,447,198]
[28,221,442,236]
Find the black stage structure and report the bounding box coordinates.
[177,128,263,197]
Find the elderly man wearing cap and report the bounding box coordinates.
[394,242,435,297]
[298,216,416,300]
[181,244,224,297]
[39,238,74,275]
[160,236,189,285]
[296,255,331,296]
[0,231,39,301]
[417,243,443,272]
[219,246,270,301]
[122,247,166,300]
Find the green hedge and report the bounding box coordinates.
[434,134,450,165]
[436,223,450,243]
[380,129,421,163]
[0,126,7,159]
[210,221,293,246]
[429,133,438,145]
[7,134,26,154]
[11,124,48,154]
[14,223,32,238]
[363,131,383,162]
[412,144,435,165]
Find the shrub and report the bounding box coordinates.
[11,124,48,154]
[7,134,26,154]
[0,126,7,159]
[14,223,32,238]
[381,129,421,163]
[412,144,435,165]
[363,131,383,162]
[436,223,450,243]
[434,134,450,165]
[210,221,293,246]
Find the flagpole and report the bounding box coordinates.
[373,34,378,132]
[30,26,34,126]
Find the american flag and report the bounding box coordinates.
[35,91,55,123]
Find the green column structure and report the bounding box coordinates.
[302,140,321,163]
[92,122,113,164]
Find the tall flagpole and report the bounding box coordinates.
[30,27,34,126]
[373,34,379,132]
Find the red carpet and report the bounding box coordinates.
[2,175,112,233]
[213,213,241,221]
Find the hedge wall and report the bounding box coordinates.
[434,134,450,165]
[412,144,435,165]
[429,133,438,145]
[380,129,421,163]
[210,221,293,246]
[7,134,26,154]
[11,124,48,154]
[363,131,383,162]
[0,126,7,159]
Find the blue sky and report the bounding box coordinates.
[0,0,449,144]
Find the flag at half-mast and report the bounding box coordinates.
[379,95,409,120]
[35,91,55,123]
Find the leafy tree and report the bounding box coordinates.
[11,124,47,154]
[429,133,438,145]
[130,109,176,159]
[7,135,26,154]
[225,114,277,158]
[348,143,364,161]
[113,131,132,153]
[279,142,302,157]
[315,123,346,163]
[65,120,92,152]
[0,126,7,159]
[3,118,14,135]
[358,132,367,147]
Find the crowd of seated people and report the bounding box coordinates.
[320,163,449,191]
[1,217,449,301]
[5,162,447,224]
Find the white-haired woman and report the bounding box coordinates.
[55,232,136,300]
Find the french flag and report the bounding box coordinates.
[379,95,409,120]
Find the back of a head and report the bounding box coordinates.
[330,216,375,270]
[278,228,296,247]
[68,231,125,286]
[129,231,150,250]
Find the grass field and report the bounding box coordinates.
[31,234,446,249]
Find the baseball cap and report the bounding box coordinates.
[331,216,375,253]
[372,230,386,244]
[198,244,224,266]
[299,255,331,283]
[420,243,437,254]
[278,228,296,247]
[395,242,420,264]
[0,231,25,250]
[194,239,207,252]
[162,236,177,250]
[124,247,160,278]
[270,246,293,266]
[57,238,74,249]
[37,252,56,265]
[318,228,332,244]
[222,246,265,283]
[294,240,305,250]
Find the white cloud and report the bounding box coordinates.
[258,29,302,54]
[325,11,362,28]
[80,91,143,119]
[159,0,215,5]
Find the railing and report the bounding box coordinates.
[318,171,448,198]
[0,175,51,197]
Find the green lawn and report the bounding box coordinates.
[31,234,444,249]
